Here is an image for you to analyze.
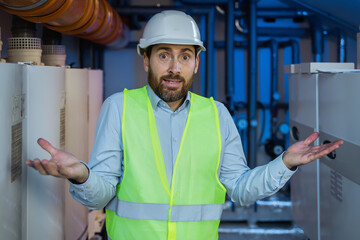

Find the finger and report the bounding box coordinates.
[313,140,344,159]
[317,139,344,152]
[25,159,36,168]
[303,132,319,146]
[32,159,49,175]
[37,138,57,156]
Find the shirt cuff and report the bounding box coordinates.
[68,162,95,201]
[268,152,297,186]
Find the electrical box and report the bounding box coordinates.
[286,63,359,240]
[0,62,23,240]
[65,68,90,240]
[287,62,322,240]
[317,69,360,240]
[88,69,103,157]
[0,63,103,239]
[22,64,66,240]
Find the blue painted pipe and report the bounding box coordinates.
[200,15,207,97]
[206,7,216,98]
[270,39,278,136]
[278,39,300,64]
[311,22,324,62]
[338,34,346,62]
[226,0,235,111]
[247,0,258,169]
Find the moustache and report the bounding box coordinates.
[161,74,185,82]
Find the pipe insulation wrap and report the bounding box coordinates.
[0,0,129,48]
[0,0,48,10]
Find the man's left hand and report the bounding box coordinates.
[283,132,344,170]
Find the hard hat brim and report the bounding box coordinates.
[137,40,206,56]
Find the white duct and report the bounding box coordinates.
[22,64,66,240]
[0,62,23,240]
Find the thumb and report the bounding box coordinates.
[37,138,57,156]
[303,132,319,146]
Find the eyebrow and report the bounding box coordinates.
[155,47,195,54]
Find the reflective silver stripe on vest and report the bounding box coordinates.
[170,204,223,222]
[107,199,169,221]
[1,0,48,10]
[107,199,224,222]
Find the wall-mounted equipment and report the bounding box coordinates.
[88,69,103,157]
[0,62,23,240]
[286,62,358,240]
[0,58,103,239]
[64,68,90,240]
[22,64,66,240]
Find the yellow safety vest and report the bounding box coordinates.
[106,87,226,240]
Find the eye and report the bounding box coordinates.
[182,55,190,61]
[159,53,168,60]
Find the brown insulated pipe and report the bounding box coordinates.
[0,0,128,48]
[0,0,66,17]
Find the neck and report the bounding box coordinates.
[166,97,186,111]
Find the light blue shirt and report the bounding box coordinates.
[70,86,295,209]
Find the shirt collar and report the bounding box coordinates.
[146,85,191,112]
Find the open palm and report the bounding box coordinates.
[283,132,344,169]
[25,138,89,183]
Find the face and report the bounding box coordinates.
[143,44,199,106]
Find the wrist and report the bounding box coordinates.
[69,162,89,184]
[282,151,295,170]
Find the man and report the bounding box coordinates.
[26,10,343,240]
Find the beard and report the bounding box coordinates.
[147,66,195,103]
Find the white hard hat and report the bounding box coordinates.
[137,10,206,56]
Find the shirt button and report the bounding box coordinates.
[173,138,177,142]
[278,171,283,175]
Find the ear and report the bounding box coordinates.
[143,54,149,72]
[194,54,200,74]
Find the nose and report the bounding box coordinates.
[168,58,181,73]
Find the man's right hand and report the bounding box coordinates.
[25,138,89,184]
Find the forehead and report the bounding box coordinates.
[152,44,195,53]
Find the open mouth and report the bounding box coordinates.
[163,78,181,83]
[162,78,182,88]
